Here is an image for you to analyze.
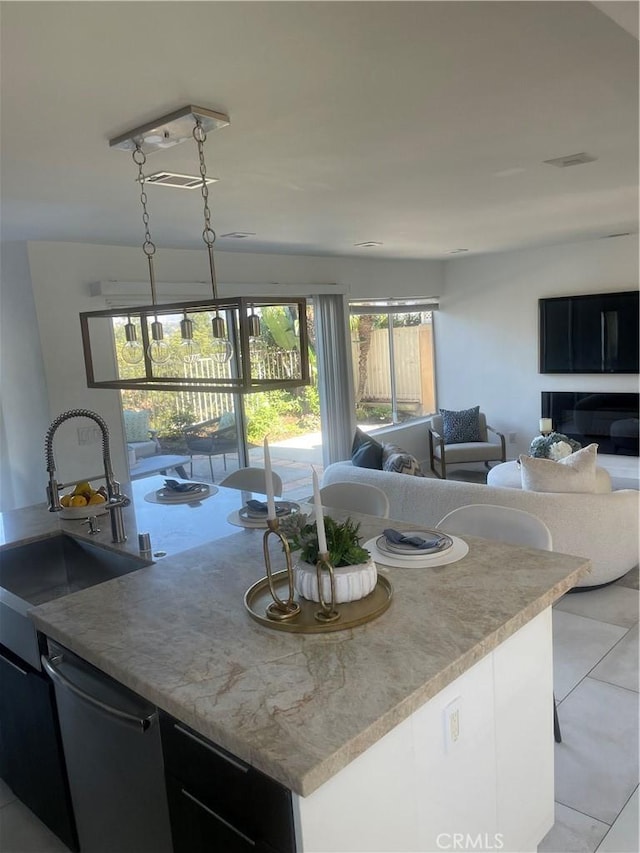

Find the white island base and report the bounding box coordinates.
[293,609,553,853]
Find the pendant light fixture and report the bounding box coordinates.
[179,312,201,364]
[79,106,310,393]
[120,316,144,364]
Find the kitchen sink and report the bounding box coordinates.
[0,534,150,669]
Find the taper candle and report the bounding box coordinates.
[263,436,276,520]
[312,467,328,555]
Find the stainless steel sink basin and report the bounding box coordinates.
[0,534,150,669]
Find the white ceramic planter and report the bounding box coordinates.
[293,556,377,603]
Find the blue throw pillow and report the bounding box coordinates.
[351,428,383,469]
[439,406,482,444]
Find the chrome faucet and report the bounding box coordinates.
[45,408,130,543]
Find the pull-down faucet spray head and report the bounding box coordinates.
[45,409,130,543]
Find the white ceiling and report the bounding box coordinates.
[1,1,638,260]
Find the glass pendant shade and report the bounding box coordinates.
[147,319,171,364]
[247,310,266,362]
[180,315,201,364]
[211,313,232,363]
[121,320,144,364]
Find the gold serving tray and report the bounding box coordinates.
[244,571,393,634]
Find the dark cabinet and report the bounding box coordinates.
[160,712,296,853]
[0,645,78,851]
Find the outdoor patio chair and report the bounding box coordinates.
[183,414,238,482]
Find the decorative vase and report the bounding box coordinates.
[293,557,377,604]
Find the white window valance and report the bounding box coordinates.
[90,280,346,308]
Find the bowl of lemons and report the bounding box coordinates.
[59,481,109,520]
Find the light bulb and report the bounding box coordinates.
[121,340,144,364]
[249,338,267,363]
[211,336,233,363]
[180,338,201,364]
[148,339,171,364]
[180,314,201,364]
[211,314,233,363]
[147,319,171,364]
[121,319,144,364]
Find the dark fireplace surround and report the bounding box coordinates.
[542,392,639,457]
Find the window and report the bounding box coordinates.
[350,300,436,426]
[115,305,320,499]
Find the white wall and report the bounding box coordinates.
[11,241,443,509]
[0,242,51,510]
[3,234,636,509]
[436,234,639,459]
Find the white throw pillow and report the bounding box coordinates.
[519,444,599,493]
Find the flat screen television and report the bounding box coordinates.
[539,290,639,374]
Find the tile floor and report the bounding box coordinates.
[539,568,639,853]
[1,574,637,853]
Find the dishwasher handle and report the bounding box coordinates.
[42,654,155,733]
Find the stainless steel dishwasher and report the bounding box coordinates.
[42,641,173,853]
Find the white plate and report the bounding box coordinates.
[155,484,210,503]
[378,530,452,557]
[228,503,313,529]
[363,535,469,568]
[240,501,300,520]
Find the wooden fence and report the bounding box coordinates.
[351,324,435,416]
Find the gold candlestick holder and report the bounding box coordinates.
[314,552,340,624]
[262,518,301,621]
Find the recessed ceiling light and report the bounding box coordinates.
[139,172,218,189]
[448,248,469,254]
[354,241,383,248]
[543,152,597,168]
[220,232,256,239]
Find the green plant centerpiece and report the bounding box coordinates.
[280,513,377,604]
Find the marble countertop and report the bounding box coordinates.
[2,478,589,796]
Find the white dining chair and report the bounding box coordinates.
[436,503,552,550]
[435,503,561,742]
[318,482,390,518]
[219,467,283,497]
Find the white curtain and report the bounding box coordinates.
[314,294,355,466]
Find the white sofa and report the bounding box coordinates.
[322,461,639,588]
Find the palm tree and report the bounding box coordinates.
[355,314,374,404]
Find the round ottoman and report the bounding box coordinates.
[487,460,612,492]
[487,461,522,488]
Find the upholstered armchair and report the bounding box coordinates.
[427,410,506,479]
[123,409,161,461]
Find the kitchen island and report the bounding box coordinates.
[2,478,589,852]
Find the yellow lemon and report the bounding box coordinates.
[73,481,92,498]
[60,494,72,507]
[69,495,88,507]
[88,493,106,505]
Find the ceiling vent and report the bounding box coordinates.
[140,172,217,189]
[543,152,597,168]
